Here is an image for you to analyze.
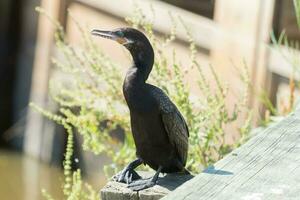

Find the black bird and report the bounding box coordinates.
[91,27,189,191]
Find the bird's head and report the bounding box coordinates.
[91,27,154,77]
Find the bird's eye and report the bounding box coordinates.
[116,31,124,37]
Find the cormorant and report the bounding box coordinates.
[91,27,189,191]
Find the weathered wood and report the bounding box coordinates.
[101,171,193,200]
[268,45,300,81]
[163,107,300,199]
[212,0,275,125]
[76,0,219,50]
[24,0,62,160]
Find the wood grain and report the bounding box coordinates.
[163,107,300,199]
[101,171,193,200]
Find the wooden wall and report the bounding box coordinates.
[23,0,300,159]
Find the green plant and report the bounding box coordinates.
[32,5,252,199]
[260,0,300,124]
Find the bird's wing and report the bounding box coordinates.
[151,86,189,165]
[161,106,189,165]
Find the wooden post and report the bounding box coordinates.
[23,0,62,160]
[211,0,275,125]
[101,171,193,200]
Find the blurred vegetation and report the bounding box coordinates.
[32,6,253,200]
[261,0,300,125]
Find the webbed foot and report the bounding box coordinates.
[127,178,155,191]
[112,158,143,184]
[127,166,162,191]
[113,168,142,184]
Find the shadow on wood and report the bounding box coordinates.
[163,107,300,199]
[202,165,233,176]
[100,171,193,200]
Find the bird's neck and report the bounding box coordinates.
[123,43,154,103]
[123,67,146,109]
[129,43,154,82]
[123,67,146,90]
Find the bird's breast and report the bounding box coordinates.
[130,110,170,148]
[123,86,157,113]
[129,110,177,170]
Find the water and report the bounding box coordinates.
[0,150,106,200]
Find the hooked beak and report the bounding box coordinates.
[91,29,128,45]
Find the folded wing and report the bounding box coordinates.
[161,107,189,166]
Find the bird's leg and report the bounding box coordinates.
[113,158,143,184]
[127,166,162,191]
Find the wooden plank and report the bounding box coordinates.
[249,0,276,118]
[163,107,300,199]
[12,0,40,150]
[211,0,275,125]
[266,44,300,107]
[75,0,220,50]
[101,171,193,200]
[210,0,259,117]
[268,45,300,81]
[23,0,62,160]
